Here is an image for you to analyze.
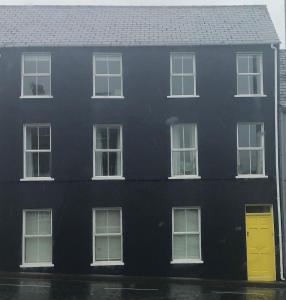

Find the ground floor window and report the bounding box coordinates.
[22,209,53,267]
[172,207,202,263]
[92,208,123,266]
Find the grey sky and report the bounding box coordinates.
[0,0,285,47]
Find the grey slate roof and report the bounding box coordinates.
[0,5,279,47]
[280,50,286,105]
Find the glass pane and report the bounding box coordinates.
[38,236,52,262]
[108,210,121,233]
[171,76,182,95]
[39,152,50,177]
[173,235,186,259]
[109,128,120,149]
[237,56,249,73]
[94,77,108,96]
[109,236,121,260]
[238,124,249,147]
[183,76,194,95]
[109,59,121,74]
[186,234,200,259]
[238,150,250,175]
[38,211,51,235]
[26,127,38,150]
[174,210,186,232]
[172,151,184,176]
[95,210,107,234]
[95,236,108,261]
[172,56,182,74]
[23,76,37,96]
[172,125,184,148]
[39,127,50,150]
[249,55,260,73]
[251,150,263,174]
[186,210,199,232]
[25,237,38,263]
[25,211,38,235]
[184,151,196,175]
[183,56,193,74]
[37,59,50,73]
[96,127,108,149]
[184,124,196,148]
[95,152,108,176]
[109,77,121,96]
[24,58,37,73]
[37,76,50,96]
[237,74,249,95]
[250,124,262,147]
[95,59,108,74]
[26,152,39,177]
[249,75,261,95]
[108,152,121,176]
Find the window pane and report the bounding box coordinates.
[26,152,39,177]
[173,235,186,259]
[238,150,250,174]
[109,77,121,96]
[23,76,37,96]
[109,60,121,75]
[184,151,197,175]
[184,124,196,148]
[238,124,249,147]
[39,152,50,177]
[186,210,199,232]
[237,56,249,73]
[251,150,263,174]
[96,127,108,149]
[24,59,37,74]
[109,128,120,149]
[39,127,50,150]
[109,236,121,260]
[183,76,194,95]
[237,74,249,95]
[94,77,108,96]
[108,152,121,176]
[95,236,108,261]
[95,152,108,176]
[25,211,38,235]
[25,237,38,263]
[172,56,182,74]
[37,59,50,73]
[174,210,186,232]
[250,124,262,147]
[172,151,184,176]
[183,56,193,74]
[37,76,50,96]
[95,59,108,74]
[38,236,52,262]
[249,55,260,73]
[186,234,200,259]
[95,210,107,234]
[38,211,51,235]
[26,127,38,150]
[108,210,121,234]
[249,75,261,95]
[171,76,182,95]
[172,125,184,148]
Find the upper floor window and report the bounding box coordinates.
[236,53,263,96]
[23,124,52,180]
[237,123,265,177]
[170,53,196,97]
[93,125,123,179]
[93,54,123,98]
[170,124,199,178]
[21,53,51,98]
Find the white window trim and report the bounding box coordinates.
[21,209,53,268]
[236,53,264,97]
[237,122,266,177]
[170,124,199,178]
[170,52,198,97]
[22,123,52,181]
[92,53,123,98]
[171,207,202,264]
[93,125,123,179]
[91,207,124,266]
[21,53,52,98]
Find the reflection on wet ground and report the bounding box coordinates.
[0,276,285,300]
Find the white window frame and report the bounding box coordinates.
[21,53,52,99]
[236,122,267,179]
[21,209,54,268]
[91,207,124,266]
[168,52,199,99]
[235,53,265,97]
[169,124,200,179]
[21,123,54,182]
[92,125,124,180]
[171,207,203,264]
[92,53,124,99]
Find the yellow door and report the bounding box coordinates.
[245,205,276,281]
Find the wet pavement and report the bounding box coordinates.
[0,275,285,300]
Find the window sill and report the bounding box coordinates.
[171,259,203,264]
[167,95,200,99]
[20,177,55,182]
[92,176,125,181]
[90,261,124,266]
[234,94,267,98]
[168,176,201,180]
[91,96,125,99]
[20,263,54,268]
[235,175,268,179]
[20,96,53,99]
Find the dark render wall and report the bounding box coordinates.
[0,44,278,279]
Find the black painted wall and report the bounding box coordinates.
[0,44,279,279]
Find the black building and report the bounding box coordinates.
[0,5,282,281]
